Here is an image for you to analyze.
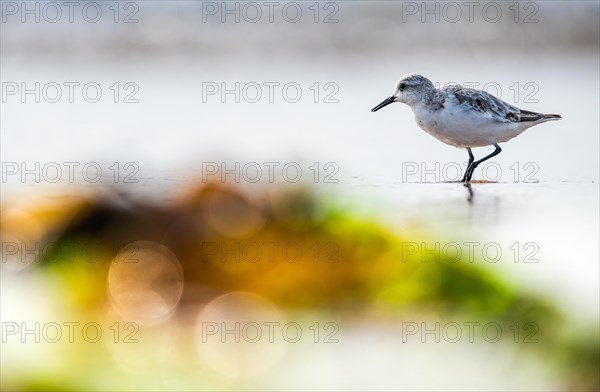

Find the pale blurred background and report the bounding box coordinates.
[1,1,599,390]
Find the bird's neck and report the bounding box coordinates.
[415,88,444,111]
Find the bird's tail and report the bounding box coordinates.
[543,114,562,120]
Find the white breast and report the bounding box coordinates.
[412,103,530,148]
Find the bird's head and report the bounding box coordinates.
[371,74,435,112]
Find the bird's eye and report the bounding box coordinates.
[399,83,407,90]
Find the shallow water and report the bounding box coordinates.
[2,5,599,386]
[2,52,599,323]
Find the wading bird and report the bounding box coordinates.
[372,74,561,182]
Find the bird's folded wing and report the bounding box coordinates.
[444,86,545,123]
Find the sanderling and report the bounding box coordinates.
[371,74,561,182]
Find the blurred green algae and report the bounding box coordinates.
[1,183,598,390]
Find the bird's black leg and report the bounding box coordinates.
[464,144,502,182]
[461,148,475,182]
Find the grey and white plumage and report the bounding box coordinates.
[372,74,561,183]
[372,73,561,148]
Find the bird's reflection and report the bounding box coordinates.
[464,183,474,203]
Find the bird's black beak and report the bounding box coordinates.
[371,96,396,112]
